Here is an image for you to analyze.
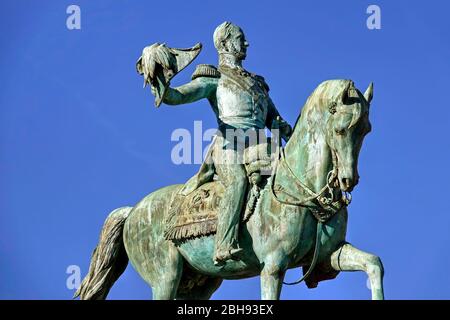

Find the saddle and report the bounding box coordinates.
[164,142,276,242]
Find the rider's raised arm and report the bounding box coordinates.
[163,77,218,105]
[162,64,220,106]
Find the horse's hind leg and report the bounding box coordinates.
[151,244,184,300]
[330,242,384,300]
[176,277,223,300]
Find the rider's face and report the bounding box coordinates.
[226,30,249,60]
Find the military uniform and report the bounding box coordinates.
[163,64,291,263]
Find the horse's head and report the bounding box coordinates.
[325,81,373,192]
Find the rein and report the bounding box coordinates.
[270,148,337,207]
[268,141,351,286]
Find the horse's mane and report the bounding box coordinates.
[291,79,353,133]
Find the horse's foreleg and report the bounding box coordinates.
[330,242,384,300]
[260,264,286,300]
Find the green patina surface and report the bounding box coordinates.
[76,22,384,300]
[119,79,383,300]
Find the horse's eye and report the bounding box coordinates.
[335,128,346,136]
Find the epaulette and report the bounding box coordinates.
[254,74,270,92]
[191,64,221,80]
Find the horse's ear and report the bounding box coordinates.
[136,56,144,75]
[364,82,374,104]
[339,81,352,104]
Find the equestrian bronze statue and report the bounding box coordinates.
[75,22,384,300]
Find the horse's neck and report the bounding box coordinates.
[283,118,332,194]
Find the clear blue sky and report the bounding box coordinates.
[0,0,449,299]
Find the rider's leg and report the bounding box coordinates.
[213,145,248,264]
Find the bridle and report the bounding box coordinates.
[270,145,352,210]
[270,83,361,285]
[269,139,352,286]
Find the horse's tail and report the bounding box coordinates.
[74,206,132,300]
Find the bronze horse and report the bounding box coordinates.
[75,79,384,300]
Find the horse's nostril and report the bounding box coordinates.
[342,178,352,188]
